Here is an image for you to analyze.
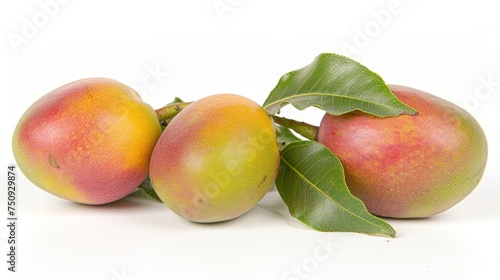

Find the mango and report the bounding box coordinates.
[318,85,488,218]
[12,78,162,205]
[149,94,280,223]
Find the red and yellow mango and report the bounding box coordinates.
[12,78,162,204]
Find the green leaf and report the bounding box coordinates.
[128,177,163,203]
[172,97,184,103]
[275,125,303,150]
[263,53,417,117]
[276,141,396,237]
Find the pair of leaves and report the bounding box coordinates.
[130,53,412,238]
[265,53,417,237]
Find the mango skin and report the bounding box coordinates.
[12,78,162,205]
[149,94,280,223]
[318,85,488,218]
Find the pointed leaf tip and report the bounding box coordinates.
[276,141,396,237]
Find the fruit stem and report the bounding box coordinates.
[272,115,319,141]
[155,102,192,125]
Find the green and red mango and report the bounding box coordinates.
[318,85,488,218]
[149,94,280,223]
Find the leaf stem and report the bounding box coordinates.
[155,102,192,124]
[127,177,163,203]
[272,115,319,141]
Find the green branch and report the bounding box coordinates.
[155,102,192,124]
[272,115,319,141]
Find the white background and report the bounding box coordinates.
[1,1,499,279]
